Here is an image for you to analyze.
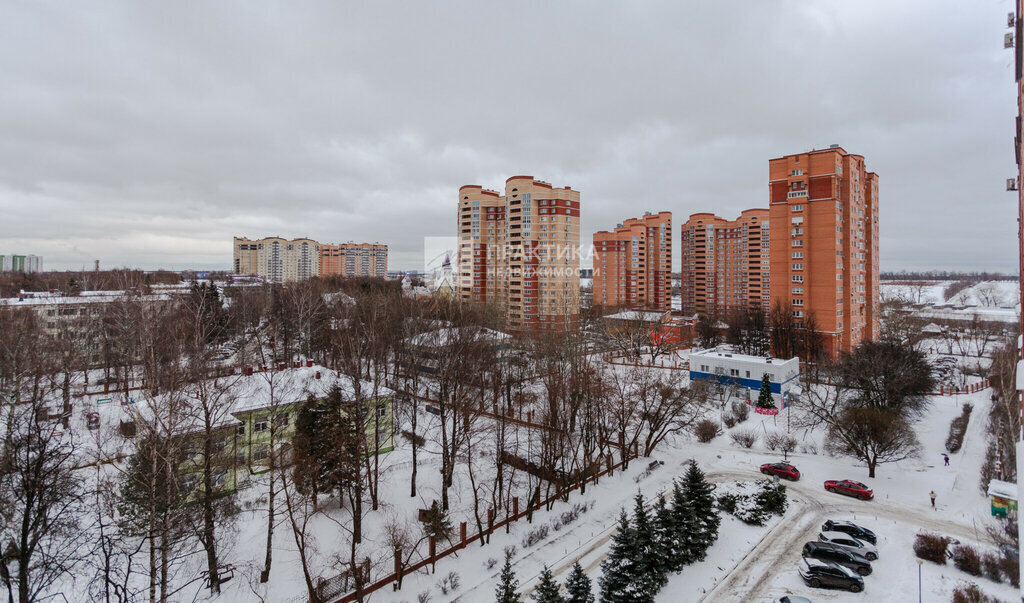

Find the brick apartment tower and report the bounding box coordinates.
[592,212,672,311]
[233,236,320,282]
[320,243,388,278]
[458,176,581,331]
[679,210,770,317]
[768,146,879,357]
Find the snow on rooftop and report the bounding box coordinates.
[603,310,667,322]
[988,479,1018,501]
[405,326,511,348]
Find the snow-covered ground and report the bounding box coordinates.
[43,349,1015,603]
[882,279,1020,310]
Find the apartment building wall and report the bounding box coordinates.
[320,243,388,278]
[233,236,320,283]
[680,209,769,317]
[768,146,879,357]
[593,211,672,311]
[457,176,581,331]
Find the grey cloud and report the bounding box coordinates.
[0,0,1017,272]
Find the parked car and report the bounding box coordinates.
[803,541,872,575]
[822,520,877,545]
[819,531,879,560]
[761,462,800,481]
[779,596,813,603]
[798,557,864,593]
[823,479,873,500]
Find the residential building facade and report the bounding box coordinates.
[0,254,42,273]
[593,211,672,311]
[680,209,770,317]
[768,146,879,356]
[320,242,388,278]
[233,236,321,282]
[457,176,581,331]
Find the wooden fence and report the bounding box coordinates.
[326,448,637,603]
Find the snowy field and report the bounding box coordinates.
[882,280,1020,309]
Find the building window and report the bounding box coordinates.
[212,469,227,489]
[275,413,289,428]
[237,424,245,436]
[253,444,269,463]
[255,419,268,433]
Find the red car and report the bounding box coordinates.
[760,462,800,481]
[824,479,873,500]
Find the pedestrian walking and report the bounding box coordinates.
[943,453,950,466]
[929,490,937,509]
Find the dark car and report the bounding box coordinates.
[803,541,872,575]
[822,520,877,545]
[779,597,813,603]
[761,462,800,481]
[799,558,865,593]
[824,479,874,500]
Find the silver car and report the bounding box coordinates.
[819,530,878,560]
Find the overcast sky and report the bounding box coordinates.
[0,1,1018,273]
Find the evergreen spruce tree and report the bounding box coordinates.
[598,510,639,603]
[653,494,681,573]
[631,493,667,594]
[564,562,594,603]
[496,550,521,603]
[681,461,720,560]
[756,373,776,409]
[532,566,565,603]
[666,481,688,570]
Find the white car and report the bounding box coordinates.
[819,530,878,560]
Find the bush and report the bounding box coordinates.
[951,581,999,603]
[731,401,750,423]
[981,551,1002,582]
[730,428,758,449]
[521,524,550,549]
[722,413,738,429]
[755,479,788,516]
[914,533,951,564]
[999,550,1019,587]
[953,545,983,577]
[717,493,739,514]
[417,591,432,603]
[402,429,426,447]
[800,442,819,455]
[764,432,796,453]
[485,557,498,570]
[946,404,973,453]
[694,419,721,443]
[437,571,460,595]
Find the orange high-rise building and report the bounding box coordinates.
[457,176,581,331]
[593,212,672,311]
[320,242,388,278]
[768,146,879,356]
[680,210,770,317]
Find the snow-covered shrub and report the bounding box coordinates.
[914,533,951,564]
[401,429,426,447]
[980,442,998,495]
[555,502,592,530]
[982,551,1002,582]
[521,524,550,549]
[634,460,664,482]
[953,545,983,576]
[503,545,517,559]
[437,571,460,594]
[694,419,721,443]
[731,400,750,423]
[417,590,431,603]
[485,557,498,570]
[764,432,798,454]
[800,442,819,455]
[946,404,973,453]
[729,428,758,449]
[715,480,785,526]
[722,413,739,429]
[999,550,1019,587]
[951,581,999,603]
